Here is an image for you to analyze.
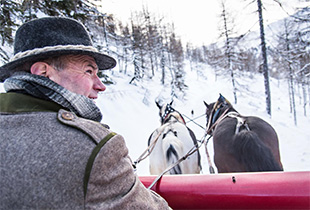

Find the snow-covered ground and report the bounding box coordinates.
[97,63,310,175]
[1,62,309,175]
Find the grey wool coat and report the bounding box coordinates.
[0,93,170,210]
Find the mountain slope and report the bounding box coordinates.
[96,62,310,175]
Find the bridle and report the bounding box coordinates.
[160,103,186,125]
[206,96,250,136]
[206,98,232,135]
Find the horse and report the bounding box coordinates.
[204,94,283,173]
[147,101,201,175]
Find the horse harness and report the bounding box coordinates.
[207,100,250,136]
[134,105,202,185]
[229,112,250,134]
[204,98,251,174]
[161,103,186,125]
[133,107,186,170]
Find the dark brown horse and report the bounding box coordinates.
[204,94,283,173]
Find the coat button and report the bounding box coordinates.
[61,112,74,120]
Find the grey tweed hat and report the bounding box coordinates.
[0,16,116,82]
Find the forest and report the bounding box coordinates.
[1,0,309,122]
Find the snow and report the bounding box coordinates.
[97,62,310,175]
[1,62,309,175]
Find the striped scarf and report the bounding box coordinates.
[4,72,102,122]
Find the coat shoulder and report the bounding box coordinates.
[57,109,112,144]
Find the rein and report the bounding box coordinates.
[203,104,232,174]
[182,113,206,131]
[206,109,248,135]
[132,124,168,170]
[204,103,249,174]
[147,112,214,188]
[133,110,205,171]
[206,108,230,135]
[145,99,251,188]
[135,106,216,188]
[132,114,183,171]
[147,132,211,189]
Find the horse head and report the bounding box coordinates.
[204,94,236,134]
[156,100,186,125]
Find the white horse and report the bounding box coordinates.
[148,102,201,175]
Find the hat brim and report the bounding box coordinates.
[0,49,116,82]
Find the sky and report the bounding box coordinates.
[97,0,309,46]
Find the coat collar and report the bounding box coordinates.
[0,92,64,113]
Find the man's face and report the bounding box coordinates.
[48,55,106,99]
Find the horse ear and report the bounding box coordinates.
[204,101,212,111]
[155,101,162,109]
[218,94,231,106]
[218,94,226,103]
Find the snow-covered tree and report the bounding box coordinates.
[219,0,238,104]
[0,0,22,61]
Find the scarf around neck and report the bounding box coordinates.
[4,72,102,122]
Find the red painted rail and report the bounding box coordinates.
[139,171,310,209]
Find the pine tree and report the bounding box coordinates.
[168,32,186,97]
[219,0,238,104]
[130,17,145,84]
[0,0,23,62]
[0,0,22,45]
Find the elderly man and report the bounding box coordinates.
[0,17,169,209]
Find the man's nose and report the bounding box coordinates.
[94,76,106,92]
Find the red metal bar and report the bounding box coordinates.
[139,171,310,209]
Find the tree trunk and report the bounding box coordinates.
[257,0,271,115]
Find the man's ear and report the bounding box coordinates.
[30,62,49,77]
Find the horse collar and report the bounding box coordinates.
[162,113,186,125]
